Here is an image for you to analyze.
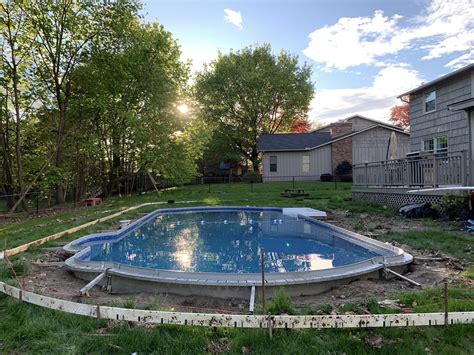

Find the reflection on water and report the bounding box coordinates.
[88,211,382,273]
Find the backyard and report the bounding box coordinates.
[1,181,473,354]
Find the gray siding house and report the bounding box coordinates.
[401,63,474,181]
[258,115,410,182]
[352,63,474,208]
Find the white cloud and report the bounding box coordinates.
[303,0,474,69]
[445,50,474,69]
[310,66,422,124]
[224,9,243,30]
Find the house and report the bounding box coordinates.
[401,63,474,182]
[352,63,474,208]
[258,115,410,182]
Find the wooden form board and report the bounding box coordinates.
[1,282,473,329]
[1,202,161,259]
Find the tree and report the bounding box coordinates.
[290,117,312,133]
[69,21,195,194]
[28,0,139,202]
[0,0,32,209]
[390,101,410,130]
[194,44,314,171]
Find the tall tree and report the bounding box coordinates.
[194,44,313,171]
[69,21,196,194]
[0,0,32,209]
[28,0,139,202]
[390,101,410,130]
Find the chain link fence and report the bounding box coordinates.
[0,173,352,215]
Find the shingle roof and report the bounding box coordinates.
[257,131,332,151]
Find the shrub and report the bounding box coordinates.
[320,173,334,182]
[432,193,468,220]
[242,171,261,183]
[267,288,294,315]
[335,160,352,176]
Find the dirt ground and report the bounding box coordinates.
[17,212,472,315]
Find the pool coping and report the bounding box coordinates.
[64,206,413,288]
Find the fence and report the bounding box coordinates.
[1,282,473,330]
[0,173,354,215]
[353,152,467,187]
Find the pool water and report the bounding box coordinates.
[86,210,382,274]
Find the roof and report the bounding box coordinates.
[311,114,403,133]
[258,124,408,152]
[398,63,474,98]
[448,97,474,111]
[258,131,332,151]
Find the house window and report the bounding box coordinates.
[269,156,277,172]
[424,90,436,113]
[422,138,434,151]
[302,155,310,173]
[435,135,448,153]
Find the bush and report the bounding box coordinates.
[432,193,468,220]
[267,288,294,315]
[241,171,261,183]
[334,160,352,176]
[320,173,334,182]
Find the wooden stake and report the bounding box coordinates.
[444,281,449,327]
[260,248,265,314]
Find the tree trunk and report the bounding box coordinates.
[0,117,15,210]
[250,149,260,172]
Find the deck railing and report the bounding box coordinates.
[353,152,468,187]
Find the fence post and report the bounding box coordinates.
[433,156,438,187]
[444,281,449,328]
[364,163,368,187]
[36,192,39,216]
[292,176,295,189]
[260,248,266,314]
[461,150,468,186]
[73,187,77,209]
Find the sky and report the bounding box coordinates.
[142,0,474,125]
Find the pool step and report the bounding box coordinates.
[282,208,327,219]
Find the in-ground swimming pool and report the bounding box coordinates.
[64,207,412,298]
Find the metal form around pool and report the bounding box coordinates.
[64,207,413,298]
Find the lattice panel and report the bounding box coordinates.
[352,191,441,209]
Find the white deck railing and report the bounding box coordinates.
[353,152,468,187]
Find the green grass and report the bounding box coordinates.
[0,181,380,250]
[378,230,474,263]
[1,182,473,353]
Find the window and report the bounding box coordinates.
[435,135,448,153]
[269,156,277,172]
[422,136,448,153]
[302,155,310,173]
[424,90,436,113]
[422,138,434,151]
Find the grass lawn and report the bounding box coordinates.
[1,181,473,354]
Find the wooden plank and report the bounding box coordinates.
[80,271,107,295]
[1,202,160,259]
[1,282,473,329]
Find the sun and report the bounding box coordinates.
[177,104,189,114]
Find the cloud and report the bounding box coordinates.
[303,0,474,69]
[310,66,422,124]
[224,9,243,30]
[445,50,474,69]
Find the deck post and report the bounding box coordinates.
[433,156,438,187]
[364,163,368,187]
[461,150,468,186]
